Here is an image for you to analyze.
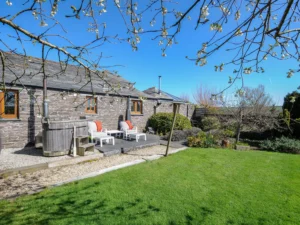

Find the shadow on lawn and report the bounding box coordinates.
[168,206,214,225]
[1,181,218,225]
[0,186,161,224]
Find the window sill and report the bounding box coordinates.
[131,114,144,116]
[85,112,98,115]
[0,118,21,122]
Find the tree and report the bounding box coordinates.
[193,85,220,108]
[222,85,276,142]
[0,0,298,114]
[179,93,190,102]
[283,91,300,119]
[283,90,300,137]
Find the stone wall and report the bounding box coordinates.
[0,87,194,149]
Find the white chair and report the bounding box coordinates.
[88,121,108,143]
[119,121,138,140]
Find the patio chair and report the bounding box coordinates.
[88,121,108,143]
[119,121,138,140]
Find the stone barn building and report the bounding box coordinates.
[0,53,193,150]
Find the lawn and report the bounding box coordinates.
[1,148,300,225]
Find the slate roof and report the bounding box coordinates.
[0,52,153,98]
[143,87,187,103]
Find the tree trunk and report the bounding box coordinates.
[236,110,243,143]
[236,123,241,143]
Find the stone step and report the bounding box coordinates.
[80,143,95,148]
[77,143,95,156]
[99,148,121,157]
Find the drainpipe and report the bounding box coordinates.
[126,96,131,121]
[0,129,2,154]
[43,77,49,119]
[42,76,49,154]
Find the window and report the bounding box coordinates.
[85,96,97,114]
[131,100,143,114]
[0,90,19,119]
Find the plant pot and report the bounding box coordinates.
[221,139,230,148]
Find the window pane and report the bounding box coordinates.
[4,92,15,115]
[131,101,135,111]
[86,97,97,113]
[137,101,141,112]
[92,98,97,107]
[87,98,91,110]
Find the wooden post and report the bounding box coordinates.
[73,126,77,157]
[165,103,179,156]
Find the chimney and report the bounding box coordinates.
[158,75,162,95]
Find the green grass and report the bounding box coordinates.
[1,148,300,225]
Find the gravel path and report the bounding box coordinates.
[0,145,181,199]
[0,148,73,170]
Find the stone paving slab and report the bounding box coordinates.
[95,134,160,155]
[159,140,187,148]
[0,163,49,178]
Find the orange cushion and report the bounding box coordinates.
[125,120,134,130]
[94,120,102,132]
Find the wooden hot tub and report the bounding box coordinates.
[42,120,89,157]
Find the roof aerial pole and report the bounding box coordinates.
[158,75,161,95]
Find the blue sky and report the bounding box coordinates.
[1,1,299,105]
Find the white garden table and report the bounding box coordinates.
[106,130,124,138]
[95,136,115,147]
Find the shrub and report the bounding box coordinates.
[148,113,192,135]
[221,129,235,138]
[239,130,274,140]
[184,127,202,137]
[204,128,234,141]
[201,117,220,131]
[260,136,300,154]
[163,127,202,141]
[164,130,186,141]
[283,91,300,138]
[236,142,250,146]
[187,131,218,148]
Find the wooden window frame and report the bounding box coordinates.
[0,90,19,119]
[131,100,143,115]
[85,96,97,114]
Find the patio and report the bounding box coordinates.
[95,134,161,156]
[0,134,162,173]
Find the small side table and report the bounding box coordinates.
[95,136,115,147]
[107,130,124,138]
